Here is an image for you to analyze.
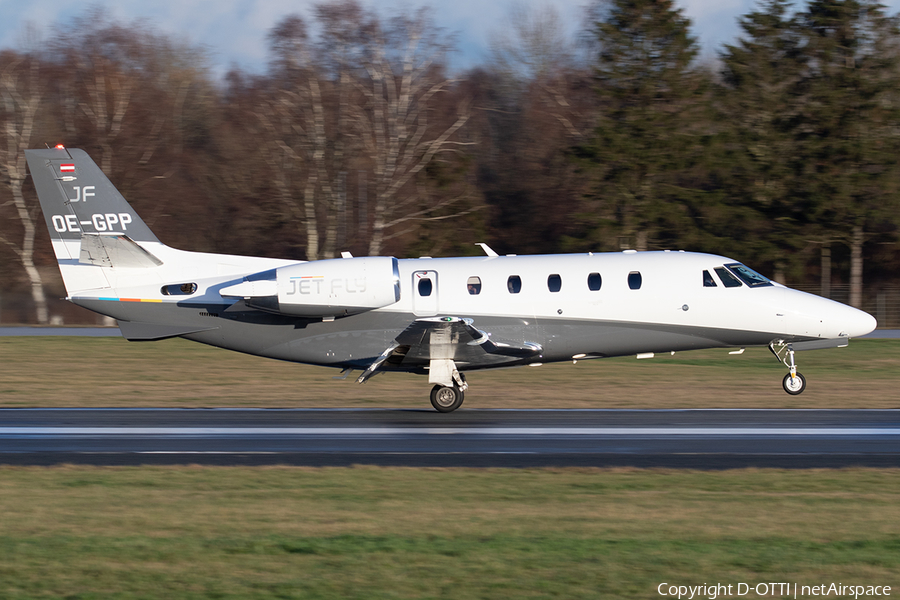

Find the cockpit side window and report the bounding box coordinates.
[714,267,742,288]
[725,263,773,287]
[702,270,717,287]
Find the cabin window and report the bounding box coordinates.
[628,271,642,290]
[703,270,717,287]
[507,275,522,294]
[714,267,742,288]
[587,272,602,291]
[161,283,197,296]
[726,263,773,287]
[418,278,433,297]
[466,276,482,295]
[548,274,562,292]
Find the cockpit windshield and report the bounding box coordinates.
[725,263,773,288]
[714,267,742,288]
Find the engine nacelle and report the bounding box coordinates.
[220,256,400,318]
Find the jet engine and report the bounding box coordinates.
[220,256,401,318]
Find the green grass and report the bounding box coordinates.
[0,466,898,598]
[0,336,898,408]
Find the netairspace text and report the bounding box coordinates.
[658,582,892,599]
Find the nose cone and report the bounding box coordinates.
[840,304,877,338]
[786,289,877,339]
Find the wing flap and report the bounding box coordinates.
[395,317,542,363]
[358,317,542,382]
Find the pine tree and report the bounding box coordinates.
[793,0,900,306]
[716,0,807,281]
[574,0,706,252]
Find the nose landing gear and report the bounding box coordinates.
[769,341,807,395]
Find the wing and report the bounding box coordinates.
[356,317,542,384]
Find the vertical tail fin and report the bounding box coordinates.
[26,147,160,252]
[25,147,163,295]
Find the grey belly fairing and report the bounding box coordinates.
[73,297,786,374]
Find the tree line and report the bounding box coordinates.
[1,0,898,323]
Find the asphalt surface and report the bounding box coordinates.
[1,408,898,468]
[2,327,899,338]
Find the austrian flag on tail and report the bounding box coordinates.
[59,164,75,173]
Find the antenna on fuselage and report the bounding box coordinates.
[475,243,498,257]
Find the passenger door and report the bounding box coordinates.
[412,270,438,316]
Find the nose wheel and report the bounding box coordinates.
[782,372,807,395]
[770,341,807,395]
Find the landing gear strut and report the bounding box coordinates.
[769,341,807,395]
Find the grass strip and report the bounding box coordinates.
[1,337,898,408]
[0,466,897,598]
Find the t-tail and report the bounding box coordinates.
[26,146,300,339]
[25,147,163,297]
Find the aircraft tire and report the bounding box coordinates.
[782,372,807,395]
[430,384,465,413]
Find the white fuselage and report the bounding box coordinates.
[63,244,876,369]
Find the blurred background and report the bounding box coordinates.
[2,0,899,326]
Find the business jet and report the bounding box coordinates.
[25,147,877,412]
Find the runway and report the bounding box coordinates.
[1,408,898,468]
[2,327,900,337]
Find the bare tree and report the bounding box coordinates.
[490,3,585,139]
[137,37,213,164]
[52,11,184,178]
[257,15,327,261]
[56,20,134,176]
[258,3,477,259]
[357,7,474,256]
[0,51,48,323]
[313,0,375,257]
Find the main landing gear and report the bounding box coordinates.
[430,383,466,412]
[426,360,469,412]
[769,341,808,395]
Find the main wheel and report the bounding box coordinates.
[782,372,807,395]
[430,384,465,413]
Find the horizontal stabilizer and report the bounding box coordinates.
[79,234,163,269]
[118,321,218,341]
